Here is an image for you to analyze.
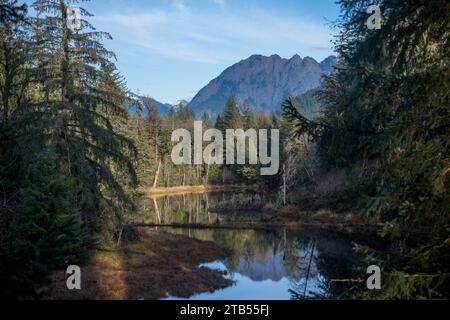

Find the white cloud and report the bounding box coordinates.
[94,3,334,65]
[171,0,191,13]
[212,0,225,5]
[102,11,168,28]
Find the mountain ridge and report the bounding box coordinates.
[188,54,337,117]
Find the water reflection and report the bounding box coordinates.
[138,192,263,225]
[140,192,364,300]
[164,227,363,300]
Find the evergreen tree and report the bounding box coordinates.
[215,114,224,131]
[220,96,243,131]
[1,152,84,298]
[283,0,450,298]
[137,105,160,187]
[31,0,137,233]
[0,0,27,25]
[242,101,257,130]
[0,0,32,190]
[236,102,259,182]
[201,111,213,129]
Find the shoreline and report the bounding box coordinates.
[135,204,376,233]
[144,184,256,198]
[135,220,375,234]
[45,228,232,300]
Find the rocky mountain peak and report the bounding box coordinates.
[188,54,337,117]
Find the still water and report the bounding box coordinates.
[138,192,365,300]
[138,191,265,225]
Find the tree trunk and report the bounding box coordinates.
[205,164,210,185]
[167,163,170,187]
[283,164,287,205]
[153,197,161,224]
[153,159,162,188]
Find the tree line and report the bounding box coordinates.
[1,0,448,300]
[0,0,137,298]
[0,0,293,298]
[129,96,291,192]
[282,0,449,299]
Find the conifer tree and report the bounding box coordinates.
[242,101,257,130]
[220,96,243,131]
[2,152,84,298]
[283,0,450,298]
[201,111,213,129]
[31,0,137,233]
[0,0,27,25]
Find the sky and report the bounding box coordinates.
[25,0,342,104]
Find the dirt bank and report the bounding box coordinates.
[45,228,232,300]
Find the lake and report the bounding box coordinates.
[138,191,366,300]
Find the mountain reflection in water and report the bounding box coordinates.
[140,192,365,300]
[163,227,363,300]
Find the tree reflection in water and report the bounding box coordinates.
[141,192,366,300]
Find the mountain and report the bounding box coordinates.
[127,93,173,116]
[188,54,337,117]
[140,96,173,114]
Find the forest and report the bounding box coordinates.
[0,0,448,300]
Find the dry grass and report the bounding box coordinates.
[278,206,305,218]
[45,228,232,300]
[146,185,207,197]
[145,185,256,198]
[277,207,367,227]
[311,210,358,224]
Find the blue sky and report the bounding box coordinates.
[26,0,341,104]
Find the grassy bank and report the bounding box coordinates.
[145,185,256,197]
[45,228,232,300]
